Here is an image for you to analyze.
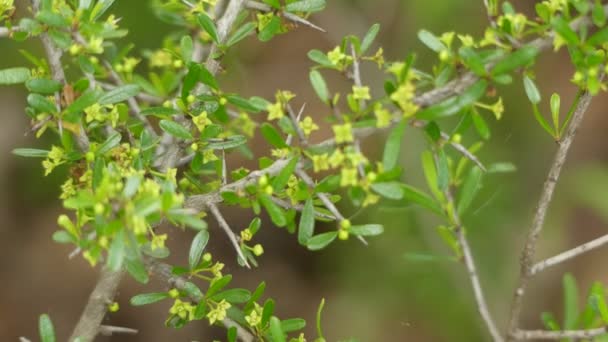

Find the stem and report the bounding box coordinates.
[531,232,608,275]
[506,91,594,339]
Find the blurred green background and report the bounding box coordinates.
[2,1,608,341]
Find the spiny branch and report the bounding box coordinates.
[512,327,608,340]
[209,203,251,268]
[507,91,595,338]
[531,232,608,275]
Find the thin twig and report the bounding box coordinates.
[442,178,502,342]
[286,103,307,146]
[296,169,368,245]
[69,268,125,341]
[512,327,608,340]
[531,232,608,275]
[244,1,326,32]
[209,203,251,268]
[507,91,595,338]
[98,325,138,336]
[271,196,336,220]
[144,258,254,342]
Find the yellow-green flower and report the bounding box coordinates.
[149,50,173,68]
[60,178,76,200]
[193,111,212,132]
[87,36,104,54]
[328,46,347,66]
[352,86,371,101]
[299,116,319,137]
[332,123,354,144]
[210,262,224,278]
[169,299,196,321]
[151,234,167,250]
[266,102,284,121]
[241,229,253,242]
[374,105,392,128]
[311,153,330,172]
[390,83,419,117]
[328,149,345,168]
[490,97,504,120]
[207,299,231,324]
[458,34,476,47]
[245,306,262,327]
[440,32,455,48]
[42,146,65,176]
[340,167,358,187]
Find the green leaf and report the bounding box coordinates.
[552,16,580,46]
[258,15,281,42]
[189,229,210,270]
[97,132,122,154]
[65,89,101,115]
[36,11,68,27]
[487,162,517,173]
[532,103,555,137]
[129,292,170,306]
[91,0,116,20]
[211,289,251,304]
[402,185,443,216]
[262,299,275,326]
[269,317,286,342]
[361,24,380,54]
[285,0,326,13]
[140,106,179,118]
[459,47,486,75]
[27,93,57,113]
[457,166,482,215]
[563,273,579,330]
[436,149,449,192]
[272,157,298,191]
[99,84,140,105]
[590,282,608,324]
[588,27,608,46]
[260,194,287,227]
[181,35,193,64]
[0,67,30,85]
[472,112,490,140]
[298,199,315,245]
[281,318,306,332]
[26,78,62,94]
[227,22,256,47]
[593,0,606,27]
[107,230,125,271]
[382,121,407,170]
[208,275,233,297]
[550,93,561,132]
[416,80,488,120]
[12,148,49,158]
[206,135,247,150]
[159,119,193,140]
[52,230,74,244]
[263,0,281,9]
[125,258,149,284]
[307,49,334,67]
[417,30,445,52]
[39,314,56,342]
[350,224,384,236]
[309,70,329,103]
[306,231,337,251]
[523,75,541,104]
[491,46,539,76]
[197,13,220,44]
[371,182,404,200]
[260,123,288,148]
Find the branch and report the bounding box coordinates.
[69,268,125,341]
[244,1,326,32]
[507,91,595,337]
[512,327,608,340]
[531,232,608,275]
[209,203,251,268]
[98,325,138,336]
[442,183,502,342]
[296,168,368,246]
[145,258,254,342]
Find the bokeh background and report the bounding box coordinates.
[2,1,608,341]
